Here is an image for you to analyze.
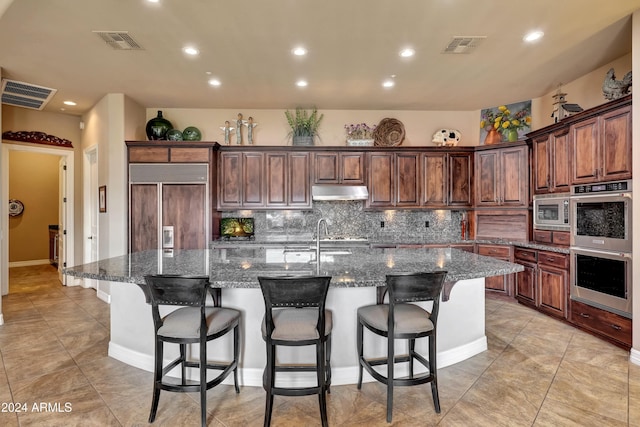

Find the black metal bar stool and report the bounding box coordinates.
[258,275,333,427]
[144,274,241,427]
[356,271,447,423]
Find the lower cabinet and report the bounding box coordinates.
[514,247,568,319]
[570,299,632,348]
[477,244,513,295]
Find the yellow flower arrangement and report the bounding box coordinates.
[480,102,532,142]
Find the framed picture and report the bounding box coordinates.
[99,185,107,213]
[480,100,532,144]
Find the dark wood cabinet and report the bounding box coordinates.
[532,128,570,194]
[217,151,265,208]
[422,152,472,207]
[396,152,421,207]
[367,151,421,208]
[313,151,364,184]
[514,247,568,319]
[266,152,311,208]
[475,143,528,207]
[570,299,631,349]
[476,243,513,295]
[570,102,632,184]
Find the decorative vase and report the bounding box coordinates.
[346,138,374,147]
[506,128,519,142]
[293,135,314,146]
[484,127,503,145]
[146,111,173,140]
[183,126,202,141]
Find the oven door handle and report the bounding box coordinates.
[571,247,632,259]
[571,192,632,200]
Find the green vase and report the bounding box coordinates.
[145,111,173,140]
[507,128,519,142]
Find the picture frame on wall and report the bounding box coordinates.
[99,185,107,213]
[480,100,532,145]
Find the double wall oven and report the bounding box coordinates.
[569,180,632,318]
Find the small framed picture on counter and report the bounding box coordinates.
[99,185,107,213]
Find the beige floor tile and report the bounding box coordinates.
[11,365,90,403]
[534,396,629,426]
[1,339,76,384]
[563,331,630,374]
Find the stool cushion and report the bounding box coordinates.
[262,308,332,341]
[159,307,241,339]
[358,304,433,334]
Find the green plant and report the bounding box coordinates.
[284,107,324,138]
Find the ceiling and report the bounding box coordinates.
[0,0,639,115]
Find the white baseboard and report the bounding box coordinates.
[630,348,640,366]
[9,259,51,267]
[96,289,111,304]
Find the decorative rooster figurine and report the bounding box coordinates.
[602,68,632,100]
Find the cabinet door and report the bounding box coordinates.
[130,184,159,252]
[242,152,264,207]
[600,106,632,181]
[538,264,567,318]
[341,152,365,184]
[475,150,500,206]
[313,152,339,183]
[163,184,207,249]
[449,153,472,206]
[218,152,242,208]
[367,152,394,207]
[265,152,287,207]
[288,152,311,207]
[570,117,599,184]
[551,130,571,193]
[515,261,536,305]
[477,244,512,294]
[500,145,527,206]
[395,152,420,207]
[532,134,551,194]
[422,153,446,207]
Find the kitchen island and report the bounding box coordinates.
[65,246,523,386]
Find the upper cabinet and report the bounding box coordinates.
[570,104,631,184]
[528,95,632,192]
[475,143,528,207]
[422,152,472,207]
[313,151,365,184]
[531,127,571,194]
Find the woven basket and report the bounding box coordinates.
[373,118,405,147]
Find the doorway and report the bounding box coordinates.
[1,143,75,297]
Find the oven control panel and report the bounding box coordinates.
[573,180,631,194]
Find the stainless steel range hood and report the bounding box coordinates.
[312,185,369,201]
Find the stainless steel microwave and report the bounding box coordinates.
[533,193,570,231]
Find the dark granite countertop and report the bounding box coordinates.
[64,247,523,289]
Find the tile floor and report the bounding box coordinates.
[0,264,638,426]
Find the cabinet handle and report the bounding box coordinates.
[545,257,555,262]
[610,324,622,331]
[579,313,590,318]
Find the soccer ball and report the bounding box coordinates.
[432,129,461,146]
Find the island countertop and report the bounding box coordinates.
[64,246,523,288]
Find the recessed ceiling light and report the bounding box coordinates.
[147,0,160,3]
[523,30,544,43]
[63,100,76,106]
[208,78,221,87]
[183,46,199,56]
[292,47,307,56]
[296,80,308,87]
[399,48,415,58]
[382,79,395,88]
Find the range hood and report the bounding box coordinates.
[312,185,369,201]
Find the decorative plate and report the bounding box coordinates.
[8,199,24,217]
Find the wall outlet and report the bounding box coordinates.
[380,221,385,228]
[425,221,430,228]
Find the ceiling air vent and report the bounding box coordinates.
[442,36,486,54]
[1,79,57,110]
[93,31,144,50]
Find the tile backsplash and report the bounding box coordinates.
[222,201,467,243]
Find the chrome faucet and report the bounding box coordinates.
[316,218,329,269]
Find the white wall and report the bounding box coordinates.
[631,11,640,364]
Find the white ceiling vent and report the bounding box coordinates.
[442,36,486,54]
[1,79,57,110]
[93,31,144,50]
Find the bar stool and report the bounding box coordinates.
[356,271,447,423]
[144,274,241,427]
[258,275,333,427]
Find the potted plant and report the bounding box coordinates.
[285,107,323,146]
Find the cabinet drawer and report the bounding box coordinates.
[570,299,631,346]
[532,230,552,244]
[129,147,170,162]
[477,244,510,258]
[514,247,537,262]
[170,147,210,162]
[552,231,570,246]
[538,251,568,269]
